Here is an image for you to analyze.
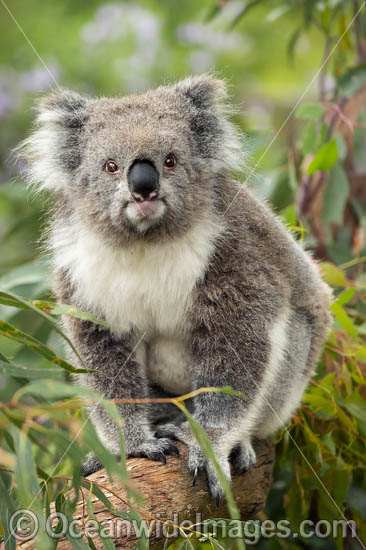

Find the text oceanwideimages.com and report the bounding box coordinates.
[9,509,358,544]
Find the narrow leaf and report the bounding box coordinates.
[307,140,338,175]
[0,358,64,380]
[0,320,89,374]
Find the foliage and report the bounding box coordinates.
[0,0,365,549]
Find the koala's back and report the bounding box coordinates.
[216,180,332,317]
[195,180,332,437]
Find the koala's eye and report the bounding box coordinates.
[164,154,177,170]
[105,160,119,174]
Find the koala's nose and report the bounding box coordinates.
[128,160,159,201]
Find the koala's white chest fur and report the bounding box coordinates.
[52,219,221,394]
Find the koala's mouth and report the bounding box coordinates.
[125,197,166,226]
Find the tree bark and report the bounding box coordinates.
[18,439,275,549]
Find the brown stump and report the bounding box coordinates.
[17,439,275,549]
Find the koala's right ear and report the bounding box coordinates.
[18,89,89,193]
[35,89,88,129]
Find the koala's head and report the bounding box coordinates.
[21,75,243,243]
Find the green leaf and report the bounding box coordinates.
[281,204,297,227]
[347,486,366,520]
[307,140,338,175]
[331,303,358,338]
[31,300,110,328]
[295,103,325,120]
[13,429,41,507]
[302,393,335,417]
[15,381,122,425]
[287,27,302,62]
[337,64,366,98]
[0,290,100,369]
[0,358,64,380]
[322,164,350,225]
[0,261,49,292]
[80,481,113,511]
[322,432,336,455]
[301,120,317,154]
[336,288,356,306]
[0,320,88,374]
[334,132,347,161]
[319,262,348,287]
[341,402,366,423]
[65,532,93,550]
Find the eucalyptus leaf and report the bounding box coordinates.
[319,262,348,287]
[322,164,349,226]
[307,140,338,175]
[331,303,357,338]
[0,290,89,369]
[0,320,88,374]
[0,358,64,380]
[301,120,317,154]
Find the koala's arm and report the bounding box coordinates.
[54,272,178,473]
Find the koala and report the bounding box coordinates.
[21,75,332,504]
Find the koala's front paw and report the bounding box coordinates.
[127,437,179,463]
[230,440,257,474]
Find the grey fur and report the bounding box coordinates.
[20,75,332,502]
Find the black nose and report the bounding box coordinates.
[128,160,159,201]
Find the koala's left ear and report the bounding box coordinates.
[174,75,244,173]
[174,74,228,110]
[18,89,90,193]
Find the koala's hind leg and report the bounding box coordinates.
[254,310,313,438]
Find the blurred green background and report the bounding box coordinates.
[0,1,365,550]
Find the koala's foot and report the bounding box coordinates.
[155,422,231,506]
[81,452,103,476]
[188,445,231,507]
[229,440,257,474]
[127,437,179,463]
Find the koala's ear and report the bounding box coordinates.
[173,75,244,173]
[35,89,89,129]
[18,89,89,193]
[174,74,228,110]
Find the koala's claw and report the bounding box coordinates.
[168,443,180,457]
[230,441,257,474]
[216,493,223,509]
[187,444,230,505]
[128,437,177,462]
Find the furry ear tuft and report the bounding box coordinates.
[174,74,228,110]
[35,89,89,129]
[172,75,245,175]
[18,89,89,193]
